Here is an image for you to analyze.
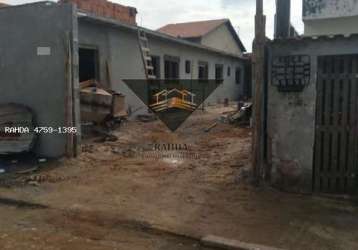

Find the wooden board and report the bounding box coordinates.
[314,55,358,194]
[80,87,125,123]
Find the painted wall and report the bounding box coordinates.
[267,36,358,193]
[0,2,78,158]
[78,19,246,115]
[303,0,358,20]
[303,0,358,36]
[201,24,243,56]
[304,16,358,36]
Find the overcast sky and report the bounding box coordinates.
[4,0,304,52]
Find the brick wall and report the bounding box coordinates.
[59,0,137,25]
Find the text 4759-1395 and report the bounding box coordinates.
[4,127,77,134]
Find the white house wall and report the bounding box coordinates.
[303,0,358,36]
[200,24,243,55]
[78,20,246,114]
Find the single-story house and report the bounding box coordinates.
[0,0,249,158]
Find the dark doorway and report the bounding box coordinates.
[164,55,180,79]
[215,64,224,81]
[314,55,358,194]
[151,55,161,79]
[235,67,242,84]
[79,48,99,82]
[198,61,209,80]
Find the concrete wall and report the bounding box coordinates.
[267,35,358,193]
[304,16,358,36]
[201,24,243,55]
[303,0,358,36]
[303,0,358,20]
[78,19,246,114]
[0,2,78,158]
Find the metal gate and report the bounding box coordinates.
[314,55,358,194]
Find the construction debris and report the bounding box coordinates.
[16,166,39,175]
[80,79,126,142]
[0,104,36,155]
[219,102,252,125]
[80,79,126,125]
[204,122,218,132]
[136,114,157,123]
[92,127,118,142]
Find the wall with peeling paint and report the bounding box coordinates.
[303,0,358,19]
[303,0,358,36]
[267,36,358,193]
[304,16,358,36]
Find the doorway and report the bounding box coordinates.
[79,47,99,82]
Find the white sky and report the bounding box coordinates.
[3,0,304,52]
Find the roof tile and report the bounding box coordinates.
[157,19,229,38]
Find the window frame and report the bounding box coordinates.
[185,60,191,74]
[164,55,180,79]
[235,67,242,84]
[151,55,161,79]
[215,64,224,81]
[198,61,209,80]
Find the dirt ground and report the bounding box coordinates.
[1,106,358,250]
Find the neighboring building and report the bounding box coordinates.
[303,0,358,36]
[157,19,246,56]
[0,0,249,158]
[59,0,137,25]
[266,0,358,194]
[78,14,247,113]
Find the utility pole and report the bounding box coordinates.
[252,0,266,184]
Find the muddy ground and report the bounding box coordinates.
[0,106,358,250]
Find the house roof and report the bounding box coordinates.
[157,19,246,52]
[77,12,247,60]
[157,19,228,38]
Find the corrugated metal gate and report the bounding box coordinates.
[314,55,358,194]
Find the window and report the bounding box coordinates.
[79,47,99,82]
[185,60,191,74]
[198,61,209,80]
[235,67,242,84]
[164,55,180,79]
[215,64,224,81]
[151,56,161,78]
[227,66,231,77]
